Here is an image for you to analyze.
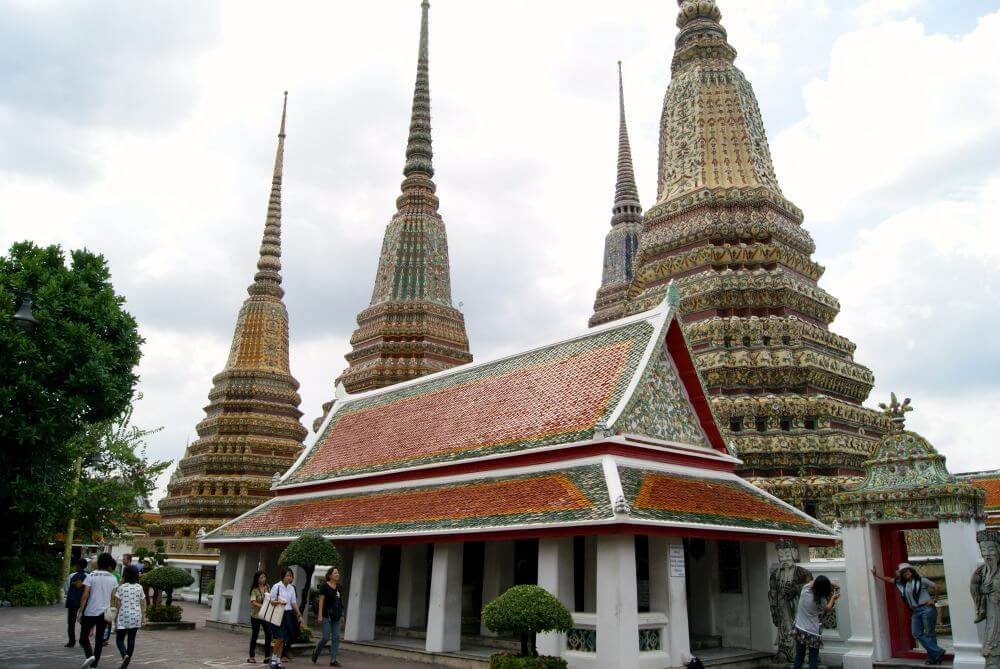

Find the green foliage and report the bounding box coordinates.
[133,547,151,560]
[482,585,573,657]
[141,566,195,591]
[489,654,568,669]
[146,604,183,623]
[279,534,340,569]
[297,626,313,643]
[0,241,143,555]
[205,579,215,595]
[8,579,57,607]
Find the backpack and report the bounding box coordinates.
[688,657,705,669]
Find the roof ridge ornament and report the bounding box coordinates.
[878,392,912,431]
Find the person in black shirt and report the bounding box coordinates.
[64,559,89,647]
[311,567,346,667]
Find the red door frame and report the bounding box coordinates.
[877,522,952,661]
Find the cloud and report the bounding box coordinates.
[854,0,924,24]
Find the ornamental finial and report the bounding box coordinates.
[878,392,913,430]
[611,61,641,225]
[403,0,433,178]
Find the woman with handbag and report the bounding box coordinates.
[248,571,273,664]
[112,565,146,668]
[76,552,119,669]
[266,568,304,669]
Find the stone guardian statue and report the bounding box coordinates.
[769,539,814,663]
[972,528,1000,669]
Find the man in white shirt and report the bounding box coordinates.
[77,553,119,668]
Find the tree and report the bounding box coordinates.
[141,566,194,606]
[482,585,573,657]
[279,534,340,623]
[0,242,142,556]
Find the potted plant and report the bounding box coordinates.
[482,585,572,668]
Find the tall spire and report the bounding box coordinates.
[589,62,644,327]
[403,0,433,177]
[612,61,641,226]
[338,0,472,395]
[250,91,288,299]
[155,92,307,558]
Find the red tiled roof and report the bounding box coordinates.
[214,466,612,539]
[971,476,1000,510]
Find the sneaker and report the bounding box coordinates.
[79,658,95,669]
[120,654,131,669]
[311,646,319,663]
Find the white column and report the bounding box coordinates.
[597,534,640,668]
[842,524,892,669]
[939,520,986,669]
[227,548,254,624]
[481,540,515,635]
[344,545,380,642]
[584,536,597,613]
[426,542,464,653]
[397,544,428,629]
[745,541,778,654]
[649,536,690,666]
[209,548,233,622]
[537,537,574,657]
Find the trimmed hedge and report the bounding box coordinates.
[8,579,57,607]
[146,604,183,623]
[482,585,573,658]
[489,654,568,669]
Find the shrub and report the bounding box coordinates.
[297,625,313,643]
[141,566,194,606]
[482,585,573,657]
[489,655,568,669]
[204,579,215,596]
[8,579,54,607]
[146,604,183,623]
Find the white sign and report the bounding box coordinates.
[669,544,685,577]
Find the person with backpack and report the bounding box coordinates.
[872,563,945,664]
[64,559,89,648]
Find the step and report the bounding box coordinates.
[697,648,773,669]
[340,639,490,669]
[376,624,520,651]
[692,633,724,650]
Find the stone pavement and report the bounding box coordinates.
[0,603,427,669]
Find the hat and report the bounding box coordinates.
[897,562,913,573]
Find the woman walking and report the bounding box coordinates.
[112,565,146,669]
[791,575,840,669]
[872,563,945,664]
[311,567,345,666]
[248,571,273,664]
[267,568,304,669]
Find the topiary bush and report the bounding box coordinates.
[146,604,183,623]
[141,566,194,606]
[482,585,573,658]
[489,654,568,669]
[8,579,55,607]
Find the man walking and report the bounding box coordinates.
[78,553,119,668]
[64,559,88,648]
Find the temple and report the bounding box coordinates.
[336,0,472,394]
[150,94,307,573]
[589,62,643,327]
[613,0,888,517]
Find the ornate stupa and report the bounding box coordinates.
[620,0,889,517]
[589,62,644,327]
[154,94,308,558]
[337,0,472,394]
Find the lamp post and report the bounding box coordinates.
[12,291,39,332]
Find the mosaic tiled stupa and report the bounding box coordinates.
[155,95,307,558]
[616,0,889,517]
[337,0,472,394]
[589,63,644,327]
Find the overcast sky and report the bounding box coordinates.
[2,0,999,502]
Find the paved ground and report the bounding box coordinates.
[0,603,427,669]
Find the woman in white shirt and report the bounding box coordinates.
[266,567,304,669]
[112,565,146,669]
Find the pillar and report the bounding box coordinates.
[227,548,255,624]
[426,542,464,653]
[596,534,640,668]
[939,520,986,669]
[842,524,892,669]
[745,541,777,654]
[210,547,236,622]
[481,541,515,635]
[397,544,428,629]
[537,537,574,656]
[344,545,380,642]
[648,536,692,666]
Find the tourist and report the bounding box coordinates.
[64,558,89,648]
[872,564,945,664]
[790,575,839,669]
[140,558,153,606]
[119,554,133,575]
[311,566,345,666]
[77,552,118,668]
[112,565,145,669]
[248,570,273,664]
[267,567,304,669]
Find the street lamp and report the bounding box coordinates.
[12,291,39,332]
